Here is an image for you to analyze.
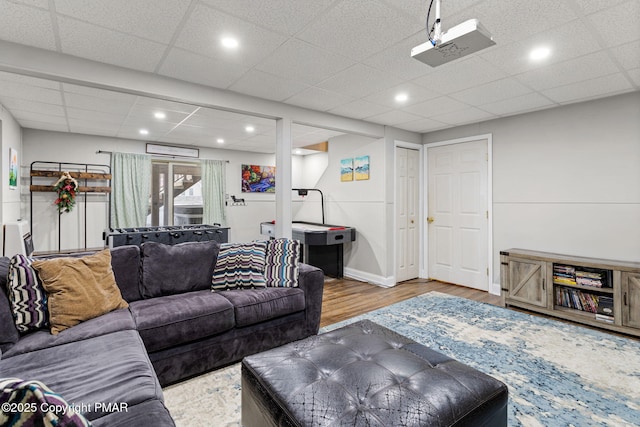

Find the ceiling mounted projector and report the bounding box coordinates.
[411,0,495,67]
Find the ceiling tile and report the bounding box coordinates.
[54,0,190,44]
[199,0,335,36]
[11,110,67,124]
[67,126,118,138]
[0,82,63,105]
[572,0,629,14]
[587,1,640,47]
[65,107,126,125]
[12,0,49,8]
[516,51,620,91]
[412,56,507,94]
[627,68,640,86]
[450,78,532,105]
[402,96,469,118]
[327,99,392,120]
[362,31,438,82]
[0,0,56,50]
[255,38,356,86]
[229,70,310,102]
[480,19,602,75]
[542,73,634,104]
[18,120,69,133]
[297,0,422,62]
[285,87,355,112]
[174,3,287,69]
[64,92,136,115]
[0,98,65,116]
[380,0,485,24]
[458,0,576,45]
[610,41,640,70]
[431,107,496,125]
[479,92,555,116]
[57,16,167,72]
[159,48,249,89]
[364,110,423,126]
[316,64,402,99]
[363,82,440,108]
[125,104,191,125]
[133,97,200,114]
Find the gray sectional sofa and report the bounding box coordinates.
[0,241,325,426]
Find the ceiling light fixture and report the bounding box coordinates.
[139,129,149,135]
[529,46,551,61]
[221,37,239,49]
[395,93,409,103]
[217,138,224,144]
[245,125,255,133]
[154,112,166,119]
[295,149,303,155]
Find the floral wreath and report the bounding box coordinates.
[53,171,78,213]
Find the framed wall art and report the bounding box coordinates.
[354,155,370,180]
[241,164,276,193]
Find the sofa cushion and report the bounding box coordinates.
[2,308,135,358]
[129,290,235,353]
[218,288,305,327]
[0,285,19,354]
[32,249,129,335]
[141,241,220,298]
[110,245,142,302]
[0,330,163,421]
[6,254,49,333]
[263,238,301,287]
[212,241,267,291]
[0,378,92,426]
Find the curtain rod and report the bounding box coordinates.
[96,150,229,162]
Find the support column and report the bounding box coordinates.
[275,117,292,239]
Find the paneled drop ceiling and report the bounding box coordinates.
[0,0,638,151]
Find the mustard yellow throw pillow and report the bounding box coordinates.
[31,249,129,335]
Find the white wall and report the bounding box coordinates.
[1,103,22,224]
[423,92,640,286]
[22,129,277,251]
[293,134,389,283]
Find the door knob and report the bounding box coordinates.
[427,216,434,224]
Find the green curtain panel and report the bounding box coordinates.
[110,152,151,228]
[201,159,227,226]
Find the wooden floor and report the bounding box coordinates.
[320,277,502,328]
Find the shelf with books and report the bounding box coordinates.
[501,249,640,337]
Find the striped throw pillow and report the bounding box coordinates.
[212,242,267,291]
[0,378,91,427]
[6,255,49,333]
[263,239,301,287]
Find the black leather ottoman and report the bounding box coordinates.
[241,319,508,426]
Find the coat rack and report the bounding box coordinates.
[30,161,111,252]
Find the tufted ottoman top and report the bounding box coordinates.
[241,319,508,426]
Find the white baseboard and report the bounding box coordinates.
[343,268,395,288]
[489,281,501,296]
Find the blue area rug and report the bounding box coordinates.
[325,292,640,427]
[164,292,640,426]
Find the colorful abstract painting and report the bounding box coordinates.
[340,158,353,182]
[354,155,370,180]
[9,148,18,189]
[241,164,276,193]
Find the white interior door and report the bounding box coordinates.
[427,139,488,290]
[396,147,420,282]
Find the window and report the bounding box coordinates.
[150,161,202,226]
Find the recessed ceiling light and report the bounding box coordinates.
[245,125,255,133]
[217,138,224,144]
[295,149,303,155]
[395,93,409,103]
[139,129,149,135]
[529,46,551,61]
[221,37,239,49]
[154,112,166,119]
